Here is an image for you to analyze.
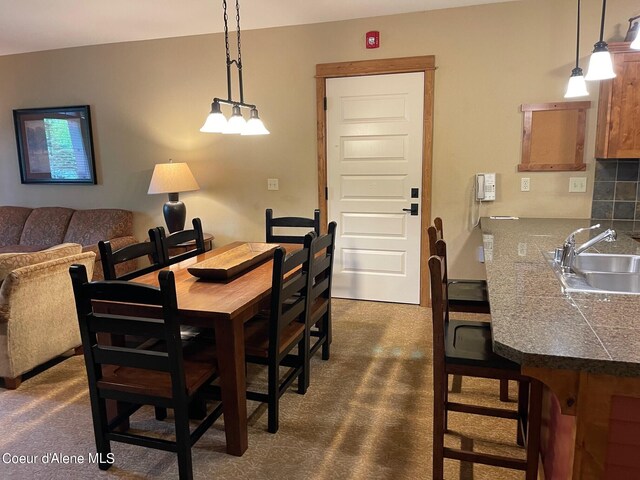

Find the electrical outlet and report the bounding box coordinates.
[520,177,530,192]
[569,177,587,193]
[267,178,279,191]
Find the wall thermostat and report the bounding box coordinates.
[366,31,380,49]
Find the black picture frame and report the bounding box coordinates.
[13,105,97,184]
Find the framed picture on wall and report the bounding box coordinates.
[13,105,97,184]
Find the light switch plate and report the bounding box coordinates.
[267,178,279,191]
[569,177,587,193]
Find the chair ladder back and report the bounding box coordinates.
[99,227,165,281]
[265,208,321,244]
[427,225,438,256]
[70,265,187,396]
[268,243,312,359]
[434,217,444,237]
[160,218,205,265]
[309,221,337,306]
[428,255,447,372]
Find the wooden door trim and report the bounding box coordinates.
[316,56,436,306]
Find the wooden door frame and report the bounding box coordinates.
[315,56,436,306]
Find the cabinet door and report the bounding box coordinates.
[604,51,640,158]
[609,52,640,158]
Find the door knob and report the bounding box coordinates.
[402,203,419,216]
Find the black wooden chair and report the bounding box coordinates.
[159,218,206,266]
[429,240,542,480]
[265,208,320,244]
[303,221,337,389]
[69,264,223,480]
[99,227,165,281]
[242,233,314,433]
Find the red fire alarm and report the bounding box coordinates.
[366,31,380,49]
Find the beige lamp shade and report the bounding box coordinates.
[148,162,199,194]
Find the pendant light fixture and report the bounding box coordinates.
[565,0,588,98]
[200,0,269,135]
[630,15,640,50]
[585,0,616,81]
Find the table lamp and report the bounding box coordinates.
[148,161,199,233]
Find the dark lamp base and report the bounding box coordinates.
[163,193,186,233]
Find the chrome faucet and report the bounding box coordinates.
[558,224,617,272]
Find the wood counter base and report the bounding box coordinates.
[524,366,640,479]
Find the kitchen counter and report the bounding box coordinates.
[481,217,640,377]
[481,217,640,478]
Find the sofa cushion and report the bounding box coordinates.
[64,209,133,246]
[0,245,45,254]
[0,207,33,247]
[19,207,75,247]
[0,243,83,284]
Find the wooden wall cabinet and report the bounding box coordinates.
[595,43,640,159]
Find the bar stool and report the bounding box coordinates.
[429,239,542,480]
[428,217,509,402]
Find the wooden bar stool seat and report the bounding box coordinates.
[445,319,519,371]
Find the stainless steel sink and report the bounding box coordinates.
[584,271,640,294]
[545,252,640,295]
[573,253,640,274]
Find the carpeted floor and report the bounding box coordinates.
[0,299,526,479]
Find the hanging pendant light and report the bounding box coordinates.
[565,0,588,97]
[200,0,269,135]
[200,99,228,133]
[631,18,640,49]
[223,105,247,134]
[585,0,616,81]
[242,108,270,135]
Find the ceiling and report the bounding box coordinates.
[0,0,517,57]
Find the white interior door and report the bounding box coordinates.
[327,72,424,304]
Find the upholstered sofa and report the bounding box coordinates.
[0,206,137,280]
[0,244,95,388]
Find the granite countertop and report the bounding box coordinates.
[481,217,640,377]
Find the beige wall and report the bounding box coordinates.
[0,0,637,279]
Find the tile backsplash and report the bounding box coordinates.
[591,159,640,232]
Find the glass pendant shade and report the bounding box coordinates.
[200,101,227,133]
[223,105,246,134]
[565,68,589,98]
[585,42,616,80]
[241,108,270,135]
[632,29,640,50]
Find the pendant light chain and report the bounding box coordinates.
[223,0,230,65]
[574,0,581,69]
[236,0,242,68]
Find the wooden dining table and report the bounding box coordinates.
[99,241,288,456]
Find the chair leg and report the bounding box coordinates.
[433,369,446,480]
[525,379,543,480]
[268,361,279,434]
[74,345,84,356]
[500,379,510,402]
[300,337,310,394]
[3,376,21,389]
[155,407,167,421]
[322,311,331,361]
[174,400,194,480]
[517,381,530,446]
[91,397,113,471]
[444,374,449,432]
